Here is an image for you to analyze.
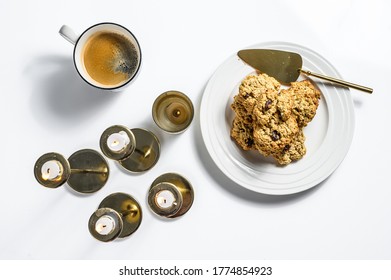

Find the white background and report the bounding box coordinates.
[0,0,390,260]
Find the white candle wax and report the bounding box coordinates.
[41,160,63,181]
[107,131,130,152]
[155,190,176,209]
[95,215,116,235]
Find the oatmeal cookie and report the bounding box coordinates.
[273,130,306,165]
[286,80,321,127]
[230,118,255,151]
[231,73,280,125]
[253,108,299,157]
[230,73,320,165]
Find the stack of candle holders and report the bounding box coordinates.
[33,90,195,242]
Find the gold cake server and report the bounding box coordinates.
[238,49,373,94]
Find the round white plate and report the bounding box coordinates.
[200,42,355,195]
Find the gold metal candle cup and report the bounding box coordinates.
[148,173,194,218]
[89,192,142,242]
[88,208,123,242]
[34,149,109,193]
[34,152,70,188]
[99,125,136,161]
[152,91,194,134]
[100,126,161,172]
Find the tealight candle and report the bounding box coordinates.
[95,215,116,235]
[107,131,130,152]
[89,193,142,242]
[148,173,194,218]
[41,160,63,181]
[155,189,176,209]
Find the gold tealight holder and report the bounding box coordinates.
[33,149,109,193]
[88,192,142,242]
[152,91,194,133]
[100,125,160,172]
[148,173,194,218]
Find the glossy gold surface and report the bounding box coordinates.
[99,125,136,161]
[67,149,109,193]
[119,128,160,172]
[88,208,123,242]
[148,173,194,218]
[98,192,142,238]
[152,91,194,133]
[238,49,373,93]
[299,69,373,93]
[34,152,70,188]
[34,149,109,193]
[238,49,302,85]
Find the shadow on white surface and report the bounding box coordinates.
[352,95,364,108]
[25,55,119,130]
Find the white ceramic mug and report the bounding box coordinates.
[59,22,142,91]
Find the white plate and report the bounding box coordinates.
[200,42,355,195]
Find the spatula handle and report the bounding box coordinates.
[299,69,373,94]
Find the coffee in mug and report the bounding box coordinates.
[59,23,141,90]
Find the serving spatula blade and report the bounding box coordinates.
[237,49,302,84]
[237,49,373,93]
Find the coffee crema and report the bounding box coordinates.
[82,31,139,87]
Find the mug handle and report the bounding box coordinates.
[59,25,79,45]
